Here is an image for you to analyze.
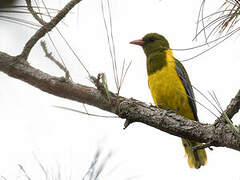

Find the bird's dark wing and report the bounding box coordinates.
[175,58,199,122]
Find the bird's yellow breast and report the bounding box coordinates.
[148,50,194,120]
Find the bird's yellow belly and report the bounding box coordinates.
[148,66,194,120]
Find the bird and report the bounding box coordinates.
[130,33,207,169]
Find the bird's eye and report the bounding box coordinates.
[149,38,155,42]
[144,37,156,44]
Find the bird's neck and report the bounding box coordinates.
[147,49,174,75]
[165,49,174,61]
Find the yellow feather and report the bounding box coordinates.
[148,49,207,169]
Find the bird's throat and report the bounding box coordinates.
[147,50,173,75]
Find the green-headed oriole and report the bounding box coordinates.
[130,33,207,169]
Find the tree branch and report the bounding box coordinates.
[222,90,240,119]
[19,0,82,59]
[214,90,240,127]
[1,51,240,151]
[25,0,46,25]
[1,0,240,154]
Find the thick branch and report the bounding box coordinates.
[223,90,240,119]
[1,51,240,151]
[1,0,240,153]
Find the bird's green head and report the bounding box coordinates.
[130,33,169,56]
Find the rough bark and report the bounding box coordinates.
[0,0,240,152]
[1,51,240,151]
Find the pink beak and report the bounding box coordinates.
[130,39,145,46]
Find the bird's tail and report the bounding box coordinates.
[181,138,207,169]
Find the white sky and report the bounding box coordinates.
[1,0,240,179]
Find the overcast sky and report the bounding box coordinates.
[1,0,240,179]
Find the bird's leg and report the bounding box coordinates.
[156,103,164,108]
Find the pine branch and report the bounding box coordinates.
[1,51,240,151]
[1,0,240,154]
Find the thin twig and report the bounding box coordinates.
[54,105,118,118]
[29,0,73,81]
[195,0,240,41]
[41,41,70,79]
[101,0,118,89]
[19,0,82,59]
[0,176,7,180]
[174,72,219,118]
[176,88,218,118]
[83,148,112,180]
[181,27,240,62]
[40,0,87,78]
[25,0,46,25]
[0,15,40,29]
[18,164,32,180]
[1,5,61,12]
[210,91,239,134]
[32,153,49,179]
[119,60,132,95]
